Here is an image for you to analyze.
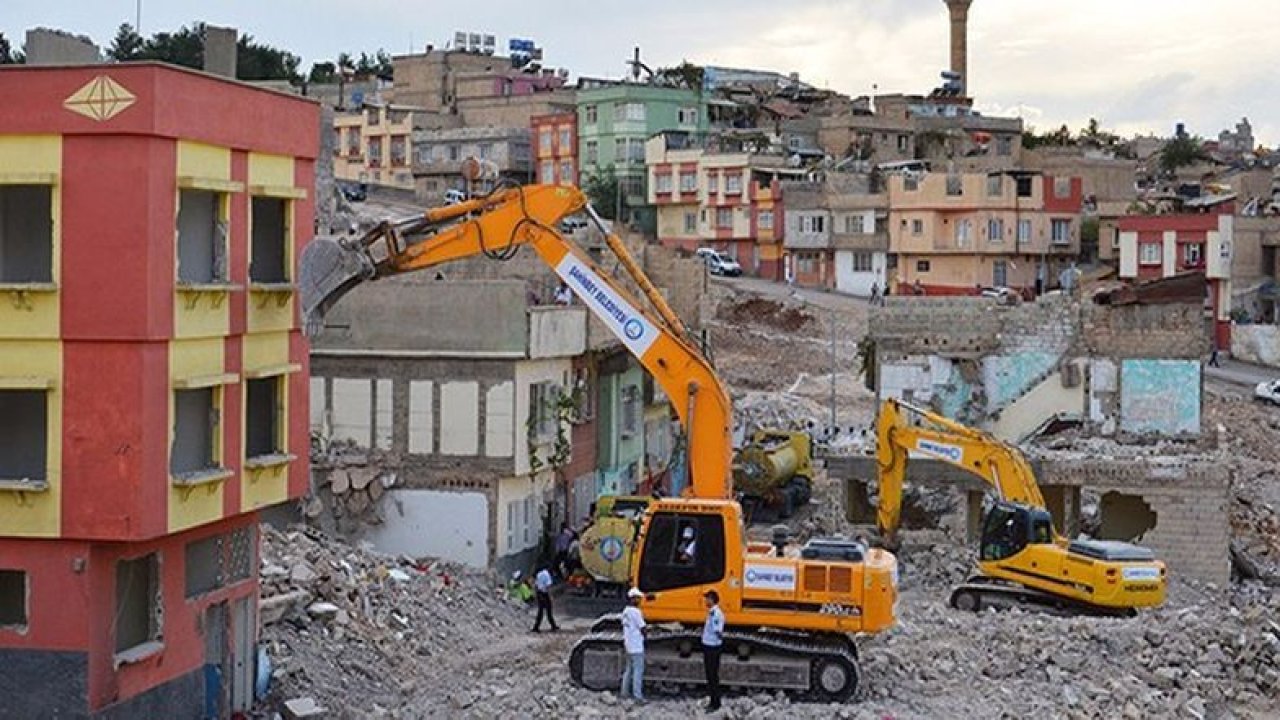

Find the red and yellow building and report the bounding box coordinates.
[0,63,313,717]
[531,111,578,186]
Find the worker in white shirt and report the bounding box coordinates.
[620,587,647,702]
[701,589,725,711]
[676,526,697,564]
[531,566,559,632]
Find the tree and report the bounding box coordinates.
[138,23,205,69]
[582,167,620,220]
[106,23,144,61]
[308,61,337,84]
[1159,135,1209,175]
[656,61,704,91]
[236,33,301,83]
[0,32,24,64]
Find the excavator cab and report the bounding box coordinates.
[979,502,1055,562]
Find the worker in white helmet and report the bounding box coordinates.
[619,587,648,702]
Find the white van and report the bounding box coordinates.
[695,247,743,277]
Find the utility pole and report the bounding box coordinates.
[136,0,142,34]
[829,308,837,434]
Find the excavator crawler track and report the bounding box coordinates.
[949,576,1138,618]
[569,627,861,702]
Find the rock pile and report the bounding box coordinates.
[258,524,529,716]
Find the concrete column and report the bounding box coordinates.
[203,25,237,78]
[945,0,973,95]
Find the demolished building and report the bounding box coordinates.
[836,291,1231,584]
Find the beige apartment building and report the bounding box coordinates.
[887,170,1083,294]
[334,103,426,191]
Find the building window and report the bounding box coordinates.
[365,107,380,126]
[897,134,909,152]
[1016,176,1034,197]
[655,173,673,193]
[797,253,818,274]
[529,381,559,441]
[615,102,646,122]
[800,215,826,234]
[679,172,696,193]
[758,209,774,230]
[1018,219,1032,243]
[540,160,555,184]
[716,208,733,229]
[447,144,460,162]
[621,384,640,436]
[904,174,920,191]
[0,390,47,485]
[246,377,283,460]
[539,128,553,153]
[1140,242,1161,265]
[986,175,1003,197]
[843,214,865,234]
[345,129,361,157]
[0,185,54,283]
[987,218,1004,244]
[171,388,219,478]
[115,553,161,655]
[1051,219,1071,245]
[614,138,627,163]
[1112,228,1122,250]
[628,139,646,163]
[684,212,697,233]
[916,259,931,273]
[584,105,598,125]
[558,127,572,150]
[946,175,963,196]
[250,197,289,284]
[678,107,699,125]
[585,140,598,165]
[1184,243,1203,267]
[1054,177,1072,198]
[955,219,972,246]
[725,173,743,195]
[0,570,26,628]
[707,173,719,194]
[911,219,924,235]
[850,251,873,272]
[367,137,383,167]
[390,135,408,167]
[996,136,1013,156]
[177,190,228,284]
[559,161,573,184]
[477,143,492,160]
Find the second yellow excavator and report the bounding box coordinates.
[875,398,1166,616]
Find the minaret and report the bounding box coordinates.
[945,0,973,95]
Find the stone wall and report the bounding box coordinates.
[1232,324,1280,368]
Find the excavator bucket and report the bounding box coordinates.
[299,235,376,337]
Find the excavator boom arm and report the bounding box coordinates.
[301,184,733,499]
[876,398,1045,539]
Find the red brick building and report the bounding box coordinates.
[0,63,313,717]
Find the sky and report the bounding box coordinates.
[3,0,1275,145]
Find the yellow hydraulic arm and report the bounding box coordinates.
[302,184,733,499]
[875,398,1045,543]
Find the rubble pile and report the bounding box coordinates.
[715,297,815,332]
[258,524,528,715]
[305,438,400,532]
[860,582,1280,720]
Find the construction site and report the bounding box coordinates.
[1,6,1280,720]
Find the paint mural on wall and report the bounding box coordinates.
[982,351,1061,412]
[1120,359,1200,435]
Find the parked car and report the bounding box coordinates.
[980,286,1019,305]
[443,188,467,205]
[558,215,589,234]
[337,181,367,203]
[696,247,743,277]
[1254,379,1280,405]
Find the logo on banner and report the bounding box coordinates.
[916,439,963,463]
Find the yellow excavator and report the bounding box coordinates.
[301,183,897,701]
[875,398,1166,616]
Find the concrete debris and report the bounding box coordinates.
[283,696,327,719]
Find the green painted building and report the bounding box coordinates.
[576,83,707,228]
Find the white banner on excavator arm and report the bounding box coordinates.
[556,254,658,358]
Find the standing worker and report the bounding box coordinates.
[531,566,559,632]
[620,587,647,703]
[701,590,725,712]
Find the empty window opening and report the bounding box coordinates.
[0,185,53,283]
[1097,492,1158,542]
[246,377,282,459]
[0,391,47,482]
[185,536,222,598]
[0,570,27,628]
[171,389,218,477]
[250,197,288,283]
[115,553,161,654]
[177,190,226,284]
[1015,176,1034,197]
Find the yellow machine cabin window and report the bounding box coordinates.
[638,512,725,593]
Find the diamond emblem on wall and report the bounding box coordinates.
[63,75,136,121]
